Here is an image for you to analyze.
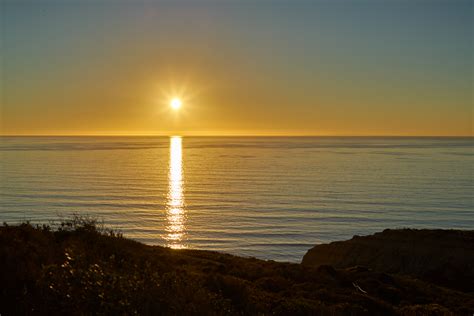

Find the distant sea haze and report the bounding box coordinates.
[0,136,472,262]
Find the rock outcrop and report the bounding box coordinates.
[302,229,474,292]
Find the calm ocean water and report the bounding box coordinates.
[0,136,473,262]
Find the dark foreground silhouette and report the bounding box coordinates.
[1,219,473,315]
[303,228,474,293]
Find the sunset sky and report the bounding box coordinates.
[1,0,472,136]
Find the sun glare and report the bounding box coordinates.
[165,136,186,249]
[170,98,182,110]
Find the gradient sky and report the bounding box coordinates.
[1,0,472,136]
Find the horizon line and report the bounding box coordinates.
[0,134,472,138]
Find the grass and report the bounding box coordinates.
[0,216,473,315]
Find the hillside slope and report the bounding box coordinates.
[1,223,473,315]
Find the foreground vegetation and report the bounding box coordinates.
[1,218,473,315]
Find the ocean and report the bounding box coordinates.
[0,136,472,262]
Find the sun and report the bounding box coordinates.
[170,98,182,110]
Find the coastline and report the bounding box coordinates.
[1,220,472,315]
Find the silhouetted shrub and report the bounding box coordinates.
[0,220,472,315]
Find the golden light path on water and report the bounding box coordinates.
[165,136,186,249]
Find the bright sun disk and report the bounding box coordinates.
[170,98,182,109]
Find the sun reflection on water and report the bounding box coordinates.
[165,136,186,249]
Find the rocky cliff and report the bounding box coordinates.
[302,229,474,292]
